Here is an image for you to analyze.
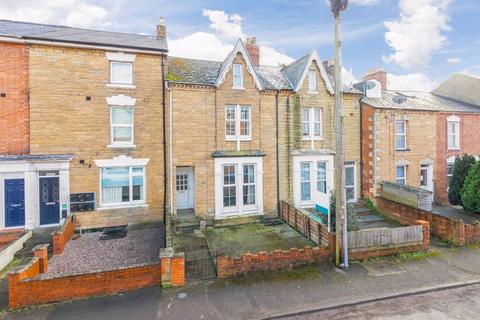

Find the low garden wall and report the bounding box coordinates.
[9,245,185,310]
[52,215,75,255]
[217,246,333,278]
[0,231,32,271]
[376,197,480,246]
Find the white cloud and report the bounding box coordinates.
[0,0,109,28]
[446,57,461,64]
[169,9,294,66]
[383,0,452,69]
[388,73,438,91]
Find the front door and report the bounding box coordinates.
[345,163,357,203]
[5,179,25,227]
[176,167,194,210]
[420,164,434,193]
[39,174,60,225]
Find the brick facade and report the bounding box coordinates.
[0,43,30,155]
[361,104,437,196]
[435,112,480,204]
[28,45,166,227]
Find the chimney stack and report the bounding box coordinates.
[363,68,387,90]
[245,37,259,66]
[156,17,166,38]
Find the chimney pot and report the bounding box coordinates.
[245,37,259,66]
[156,17,166,38]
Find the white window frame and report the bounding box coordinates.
[99,166,146,208]
[395,120,407,150]
[232,63,244,89]
[222,164,237,209]
[242,164,256,207]
[396,165,406,185]
[446,156,456,191]
[110,61,133,85]
[214,157,263,218]
[308,70,317,93]
[110,105,134,147]
[300,162,311,201]
[225,105,251,142]
[447,116,460,150]
[302,108,322,140]
[317,161,327,194]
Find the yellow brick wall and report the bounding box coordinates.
[169,53,280,217]
[372,109,436,193]
[29,45,165,227]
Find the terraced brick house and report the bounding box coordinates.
[167,38,362,221]
[359,71,480,204]
[0,19,168,231]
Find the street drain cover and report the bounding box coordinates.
[362,261,406,277]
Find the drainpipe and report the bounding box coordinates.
[275,90,280,214]
[359,100,364,199]
[161,54,167,230]
[168,85,173,216]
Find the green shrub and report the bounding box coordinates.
[461,161,480,213]
[448,155,477,206]
[329,193,359,231]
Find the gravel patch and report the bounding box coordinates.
[38,227,164,279]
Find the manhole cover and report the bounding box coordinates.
[361,261,406,277]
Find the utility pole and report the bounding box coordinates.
[330,0,349,268]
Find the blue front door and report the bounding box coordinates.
[39,176,60,225]
[5,179,25,227]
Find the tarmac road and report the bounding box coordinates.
[279,283,480,320]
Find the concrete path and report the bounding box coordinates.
[4,243,480,320]
[431,204,480,224]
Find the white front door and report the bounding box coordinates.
[420,164,434,193]
[176,167,194,210]
[345,162,357,203]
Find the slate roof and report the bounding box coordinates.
[168,57,221,85]
[433,73,480,107]
[256,66,292,90]
[362,90,480,113]
[0,20,167,52]
[281,54,310,90]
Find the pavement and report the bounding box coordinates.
[431,204,480,224]
[3,240,480,320]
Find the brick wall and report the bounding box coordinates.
[52,216,74,255]
[28,45,166,226]
[217,246,332,278]
[0,42,29,155]
[9,247,185,310]
[375,196,475,246]
[435,112,480,204]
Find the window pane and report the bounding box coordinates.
[223,165,236,185]
[396,121,405,134]
[302,109,310,121]
[317,162,327,194]
[226,106,236,119]
[301,182,311,201]
[223,186,236,207]
[112,107,132,125]
[111,62,132,84]
[396,135,406,149]
[240,107,249,120]
[240,121,249,136]
[345,167,355,186]
[132,175,144,201]
[233,64,243,88]
[243,165,255,184]
[301,163,310,180]
[314,109,321,122]
[243,185,255,205]
[314,123,321,136]
[226,121,236,136]
[308,71,316,91]
[113,127,132,142]
[396,166,405,178]
[102,167,129,203]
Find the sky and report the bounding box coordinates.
[1,0,480,91]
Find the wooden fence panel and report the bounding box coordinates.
[348,225,423,250]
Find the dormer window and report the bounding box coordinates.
[233,63,244,89]
[308,70,317,93]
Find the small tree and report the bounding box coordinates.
[461,161,480,213]
[329,193,359,231]
[448,155,477,206]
